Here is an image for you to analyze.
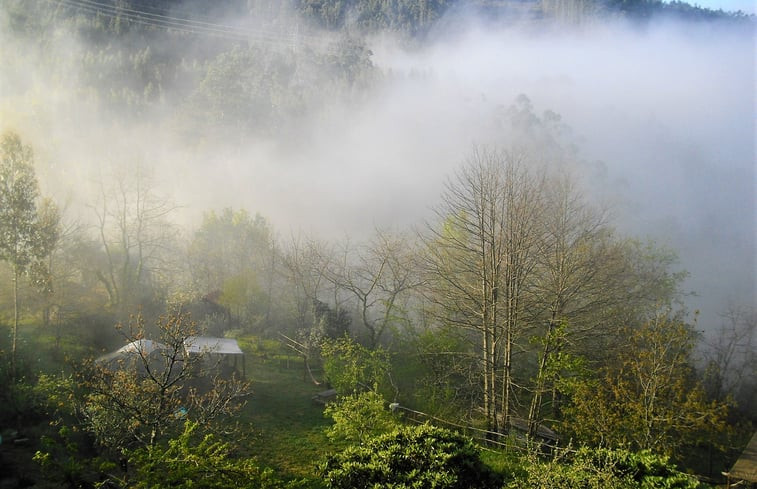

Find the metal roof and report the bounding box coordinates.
[183,336,244,355]
[97,337,243,364]
[116,339,168,355]
[96,339,168,363]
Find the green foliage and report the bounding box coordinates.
[190,45,287,135]
[188,208,274,331]
[0,373,39,425]
[313,299,351,340]
[396,326,477,418]
[321,336,391,395]
[323,390,397,444]
[507,446,709,489]
[0,131,59,379]
[320,423,501,489]
[33,372,77,418]
[130,420,286,489]
[0,131,41,272]
[77,312,250,454]
[30,373,114,487]
[297,0,452,36]
[33,425,114,488]
[561,313,729,458]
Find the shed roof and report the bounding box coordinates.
[184,336,243,355]
[96,339,168,364]
[117,339,167,355]
[729,431,757,482]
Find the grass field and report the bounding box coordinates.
[239,353,333,483]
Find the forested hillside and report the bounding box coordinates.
[0,0,754,487]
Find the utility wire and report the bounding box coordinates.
[42,0,336,50]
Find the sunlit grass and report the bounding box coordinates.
[233,337,333,485]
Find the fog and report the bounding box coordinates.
[0,5,754,329]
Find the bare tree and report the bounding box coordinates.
[80,310,250,454]
[91,165,179,318]
[525,173,624,436]
[421,146,545,432]
[280,234,350,381]
[703,305,757,412]
[330,230,422,348]
[282,234,341,334]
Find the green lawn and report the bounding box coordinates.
[236,351,333,484]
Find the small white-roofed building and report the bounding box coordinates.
[183,336,243,355]
[96,337,245,379]
[183,336,246,378]
[95,339,169,373]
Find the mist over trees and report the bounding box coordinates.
[0,0,754,487]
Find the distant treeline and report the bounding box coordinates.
[6,0,751,42]
[4,0,749,145]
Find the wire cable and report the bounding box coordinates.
[42,0,329,48]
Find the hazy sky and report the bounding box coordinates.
[687,0,756,13]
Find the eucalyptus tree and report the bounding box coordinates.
[0,131,60,380]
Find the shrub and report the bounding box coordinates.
[130,421,285,489]
[323,390,397,444]
[320,423,501,489]
[507,446,709,489]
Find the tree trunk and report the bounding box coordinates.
[11,265,19,382]
[528,319,555,438]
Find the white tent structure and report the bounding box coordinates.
[97,337,245,378]
[96,339,168,364]
[183,337,243,355]
[183,336,246,378]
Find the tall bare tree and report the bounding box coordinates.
[422,146,545,432]
[702,305,757,413]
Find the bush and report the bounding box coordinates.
[323,390,397,444]
[130,421,286,489]
[320,423,501,489]
[507,446,709,489]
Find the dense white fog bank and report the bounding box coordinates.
[357,20,755,327]
[1,9,753,328]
